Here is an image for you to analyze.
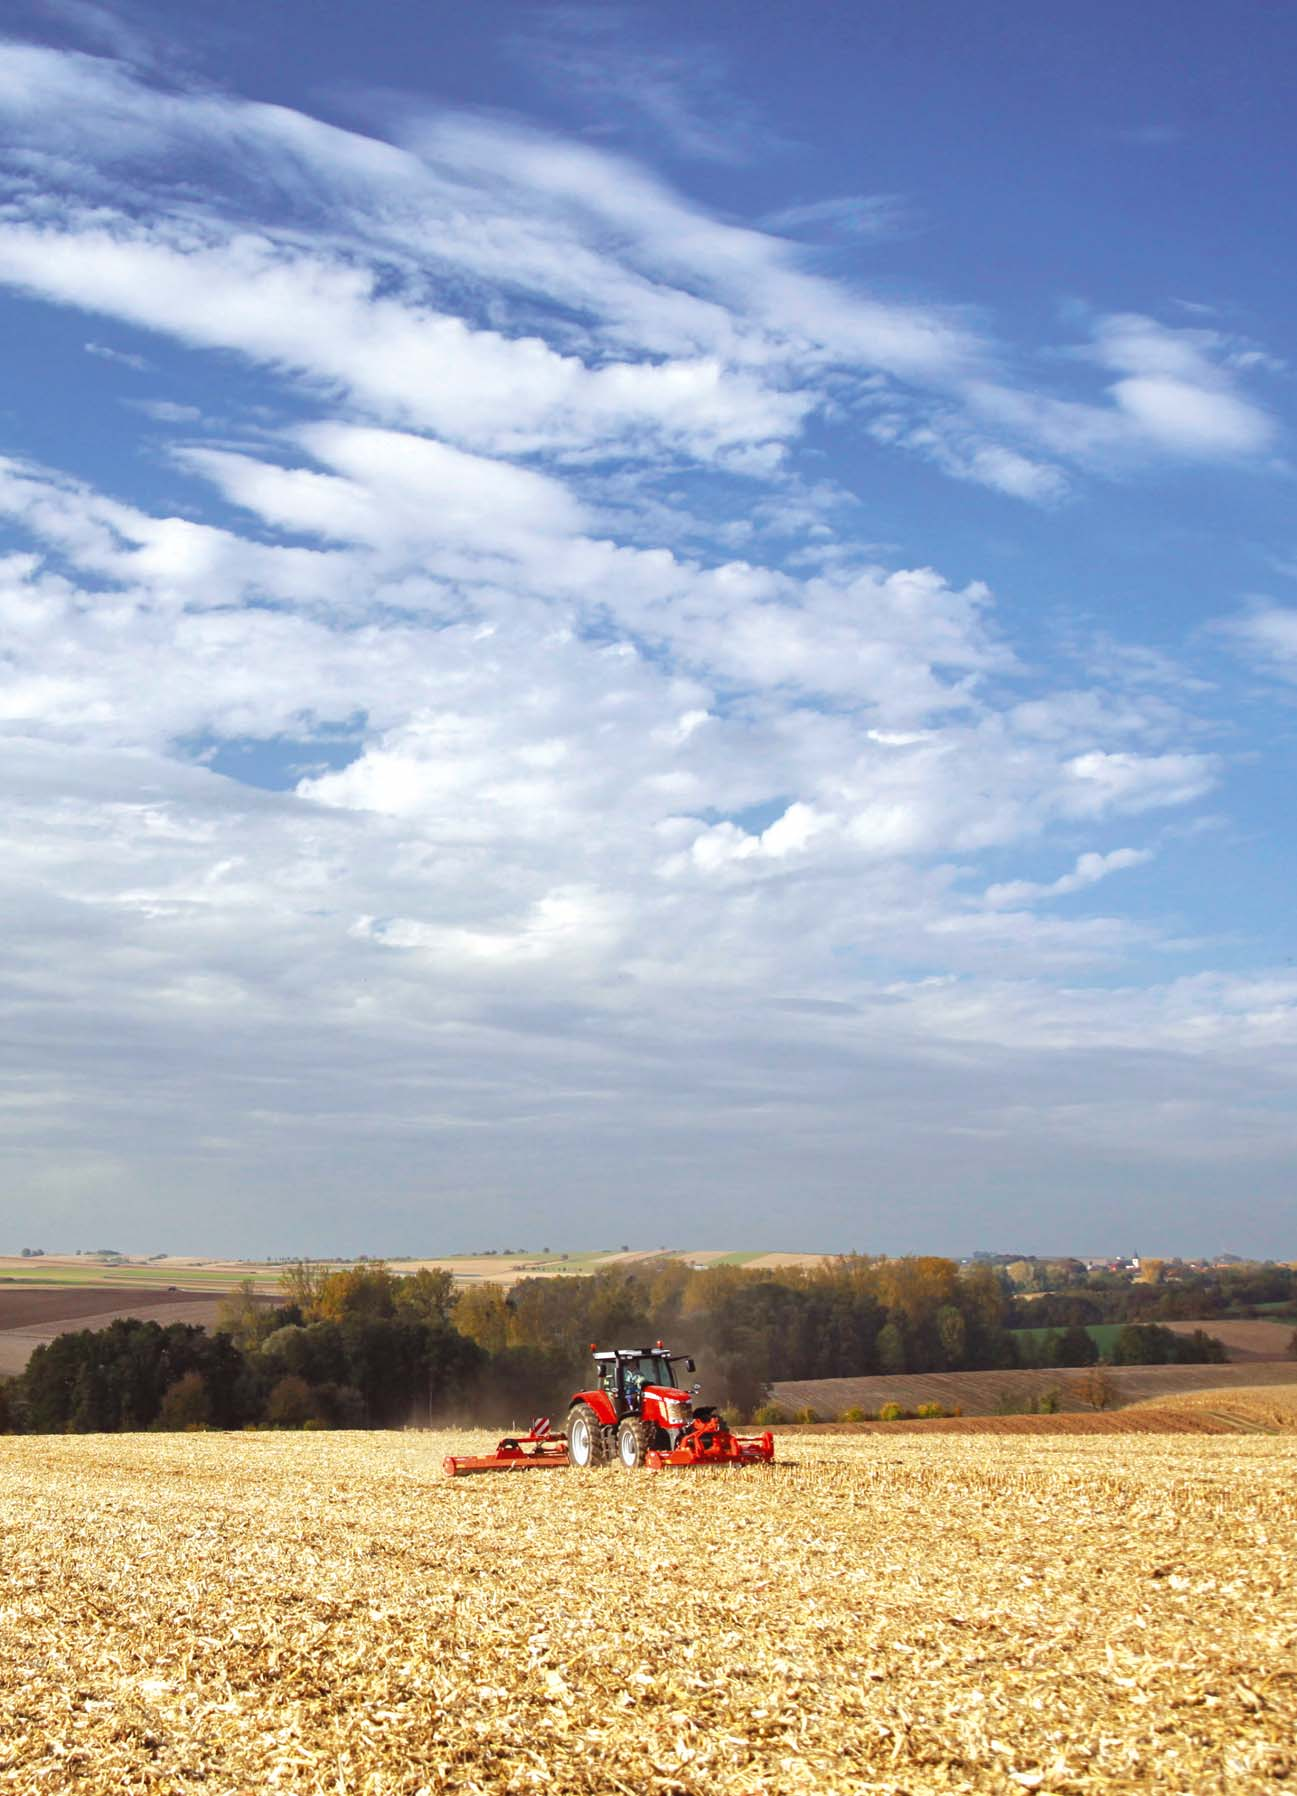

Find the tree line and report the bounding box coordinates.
[0,1254,1242,1434]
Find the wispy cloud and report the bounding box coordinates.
[1217,602,1297,682]
[126,397,203,423]
[509,4,770,164]
[762,194,915,241]
[14,0,160,67]
[0,49,1282,509]
[1113,123,1183,147]
[84,338,149,371]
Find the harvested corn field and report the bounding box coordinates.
[2,1431,1294,1794]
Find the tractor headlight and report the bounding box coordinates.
[662,1398,689,1425]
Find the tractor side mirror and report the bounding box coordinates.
[685,1358,696,1372]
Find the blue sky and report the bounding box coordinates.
[0,0,1293,1257]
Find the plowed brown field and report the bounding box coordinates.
[1,1430,1293,1794]
[0,1286,211,1330]
[774,1407,1245,1435]
[1163,1318,1296,1361]
[0,1290,229,1377]
[771,1359,1297,1418]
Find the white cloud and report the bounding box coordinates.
[1085,313,1276,458]
[0,49,1282,511]
[1061,750,1214,816]
[0,449,1216,903]
[1111,377,1272,456]
[983,847,1152,909]
[1217,602,1297,681]
[962,313,1278,471]
[0,218,807,461]
[874,413,1070,502]
[183,425,587,550]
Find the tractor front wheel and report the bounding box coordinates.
[566,1403,608,1469]
[616,1417,651,1470]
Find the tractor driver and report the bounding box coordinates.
[598,1357,641,1414]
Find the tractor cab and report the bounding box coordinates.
[593,1347,689,1415]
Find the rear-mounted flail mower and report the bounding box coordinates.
[442,1343,775,1476]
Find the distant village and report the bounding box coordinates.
[964,1252,1289,1282]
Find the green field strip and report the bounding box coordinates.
[1011,1323,1126,1355]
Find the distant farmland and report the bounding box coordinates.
[0,1246,822,1294]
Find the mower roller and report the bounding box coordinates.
[442,1415,569,1477]
[442,1343,774,1476]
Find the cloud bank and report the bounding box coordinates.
[0,38,1291,1252]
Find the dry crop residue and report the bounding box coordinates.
[1,1433,1293,1794]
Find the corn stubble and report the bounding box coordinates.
[1,1431,1293,1793]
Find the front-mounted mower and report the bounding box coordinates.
[442,1342,775,1475]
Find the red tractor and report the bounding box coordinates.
[441,1342,774,1475]
[566,1342,774,1470]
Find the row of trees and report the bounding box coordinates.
[1014,1322,1227,1370]
[8,1308,486,1435]
[0,1255,1239,1434]
[444,1255,1024,1412]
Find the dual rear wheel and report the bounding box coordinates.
[565,1402,607,1467]
[616,1417,651,1469]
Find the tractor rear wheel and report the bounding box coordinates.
[566,1403,608,1469]
[616,1417,651,1469]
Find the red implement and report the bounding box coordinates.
[442,1416,570,1477]
[645,1418,775,1470]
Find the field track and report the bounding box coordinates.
[771,1359,1297,1418]
[1,1429,1293,1793]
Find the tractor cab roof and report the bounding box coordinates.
[588,1346,695,1389]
